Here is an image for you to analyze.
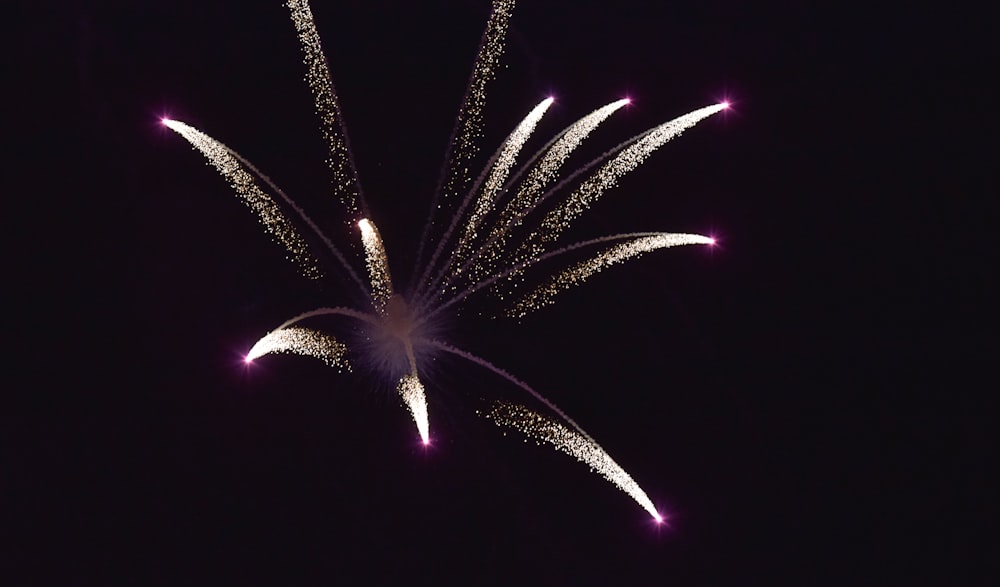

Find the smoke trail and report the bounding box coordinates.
[162,118,322,279]
[510,232,714,318]
[287,0,367,218]
[486,401,662,521]
[246,327,350,370]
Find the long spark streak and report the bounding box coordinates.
[417,232,704,324]
[398,374,431,444]
[415,0,516,275]
[439,99,632,295]
[358,219,393,314]
[453,97,555,265]
[417,97,552,305]
[519,103,727,259]
[162,118,322,279]
[486,401,662,521]
[287,0,366,218]
[511,233,714,318]
[246,327,349,370]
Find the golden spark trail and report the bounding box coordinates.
[520,103,727,259]
[246,327,350,370]
[511,233,714,318]
[162,118,322,279]
[287,0,365,217]
[486,402,662,521]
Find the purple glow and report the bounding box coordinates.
[720,101,730,109]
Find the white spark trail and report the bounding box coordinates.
[415,0,516,278]
[417,97,552,305]
[358,219,393,314]
[287,0,366,218]
[398,373,430,445]
[519,103,727,260]
[162,118,322,279]
[417,232,700,323]
[486,401,662,521]
[225,148,367,292]
[510,232,714,318]
[246,327,350,370]
[438,99,632,296]
[453,97,554,264]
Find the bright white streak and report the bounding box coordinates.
[501,99,630,229]
[398,374,430,445]
[162,118,322,279]
[246,327,349,370]
[416,0,516,271]
[287,0,364,217]
[521,103,727,257]
[454,97,555,263]
[447,99,630,290]
[511,233,714,318]
[487,401,661,521]
[358,219,393,314]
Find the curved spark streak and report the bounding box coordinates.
[417,0,516,270]
[167,0,726,520]
[162,119,322,279]
[520,103,727,259]
[418,232,704,324]
[482,99,631,260]
[287,0,365,217]
[511,232,715,318]
[246,327,350,370]
[398,374,430,445]
[454,97,555,263]
[359,219,393,314]
[486,402,661,520]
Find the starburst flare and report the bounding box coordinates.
[164,0,725,520]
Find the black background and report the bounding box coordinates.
[6,0,995,584]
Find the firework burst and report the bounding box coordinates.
[163,0,726,522]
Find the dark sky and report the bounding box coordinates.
[7,0,994,584]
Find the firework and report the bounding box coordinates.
[164,0,726,521]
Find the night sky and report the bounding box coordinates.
[7,0,994,584]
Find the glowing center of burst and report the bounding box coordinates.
[385,293,414,340]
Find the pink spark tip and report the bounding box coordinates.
[720,101,730,109]
[653,513,665,524]
[708,237,717,246]
[243,355,253,364]
[160,117,171,125]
